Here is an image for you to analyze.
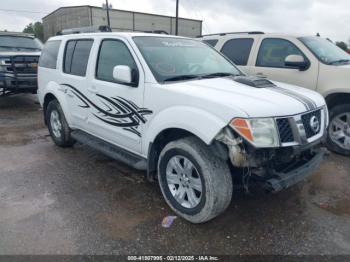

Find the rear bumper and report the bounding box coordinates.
[264,147,327,193]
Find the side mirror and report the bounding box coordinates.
[113,65,133,84]
[284,55,309,71]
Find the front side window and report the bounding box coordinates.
[0,36,42,51]
[39,40,61,69]
[221,38,254,66]
[96,39,138,84]
[299,37,350,65]
[133,36,241,83]
[256,38,304,68]
[63,39,93,77]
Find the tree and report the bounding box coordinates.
[23,22,43,42]
[336,41,348,52]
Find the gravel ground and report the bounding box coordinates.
[0,94,349,255]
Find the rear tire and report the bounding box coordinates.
[327,104,350,156]
[157,136,233,223]
[46,100,75,147]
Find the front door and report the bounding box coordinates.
[84,38,149,154]
[249,37,319,90]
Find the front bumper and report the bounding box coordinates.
[264,147,327,193]
[0,74,37,95]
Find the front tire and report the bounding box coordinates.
[158,137,233,223]
[46,100,75,147]
[327,104,350,156]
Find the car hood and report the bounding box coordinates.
[164,77,326,120]
[0,51,41,57]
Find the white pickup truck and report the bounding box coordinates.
[38,33,327,223]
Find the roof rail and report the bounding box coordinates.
[197,31,264,38]
[56,25,112,36]
[141,30,169,35]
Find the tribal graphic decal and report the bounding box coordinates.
[61,84,153,137]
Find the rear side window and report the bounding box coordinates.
[256,38,303,68]
[203,39,218,47]
[39,40,61,69]
[221,38,254,66]
[63,39,93,77]
[96,39,138,84]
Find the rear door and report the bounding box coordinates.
[62,39,94,130]
[249,37,319,90]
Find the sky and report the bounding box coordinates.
[0,0,349,43]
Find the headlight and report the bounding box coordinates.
[230,118,280,148]
[0,57,9,72]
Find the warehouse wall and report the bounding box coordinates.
[43,6,92,41]
[91,8,133,31]
[43,6,202,41]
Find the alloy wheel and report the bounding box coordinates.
[165,155,203,209]
[329,112,350,150]
[50,110,62,138]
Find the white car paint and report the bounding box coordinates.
[38,32,327,158]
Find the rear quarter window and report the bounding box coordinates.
[221,38,254,66]
[202,39,218,47]
[39,40,61,69]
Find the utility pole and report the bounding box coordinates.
[175,0,179,35]
[105,0,111,27]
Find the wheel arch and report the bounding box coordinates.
[41,82,72,126]
[143,106,228,181]
[43,93,57,124]
[325,92,350,109]
[146,128,207,182]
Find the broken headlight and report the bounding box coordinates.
[230,118,280,148]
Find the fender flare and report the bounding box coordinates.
[42,82,73,126]
[142,105,228,155]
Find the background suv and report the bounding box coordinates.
[0,32,42,96]
[200,32,350,155]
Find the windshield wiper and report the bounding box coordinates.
[329,59,350,65]
[163,74,201,82]
[201,72,239,79]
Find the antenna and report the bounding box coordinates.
[102,0,112,27]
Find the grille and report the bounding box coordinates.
[301,109,322,138]
[5,56,39,75]
[276,118,294,143]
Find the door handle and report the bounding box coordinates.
[87,87,99,94]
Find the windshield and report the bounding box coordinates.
[0,36,43,51]
[299,37,350,65]
[133,36,242,82]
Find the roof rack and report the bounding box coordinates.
[197,31,264,38]
[56,25,112,36]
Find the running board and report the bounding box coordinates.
[71,130,147,170]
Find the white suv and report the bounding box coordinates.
[38,33,327,223]
[201,32,350,156]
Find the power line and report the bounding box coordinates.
[0,8,47,14]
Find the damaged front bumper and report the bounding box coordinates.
[264,147,326,193]
[214,127,327,193]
